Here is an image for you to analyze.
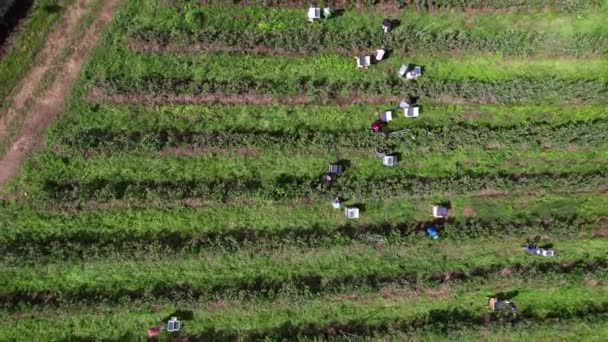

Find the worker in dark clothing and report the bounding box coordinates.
[316,173,333,191]
[488,297,517,313]
[382,19,392,33]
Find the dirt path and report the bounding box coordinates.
[0,0,120,185]
[91,89,402,106]
[128,39,375,56]
[0,0,87,134]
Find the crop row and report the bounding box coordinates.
[0,193,604,258]
[17,146,608,201]
[0,276,605,340]
[48,103,608,139]
[196,0,603,11]
[28,147,608,183]
[53,118,608,152]
[404,0,602,10]
[153,297,608,341]
[409,320,608,341]
[99,75,608,104]
[0,237,605,305]
[120,2,607,55]
[31,169,608,202]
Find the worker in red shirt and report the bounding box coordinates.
[371,121,382,133]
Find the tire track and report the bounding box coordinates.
[0,0,87,133]
[0,0,121,185]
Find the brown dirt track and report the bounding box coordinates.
[0,0,121,185]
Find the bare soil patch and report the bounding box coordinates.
[93,90,402,106]
[476,188,506,198]
[462,207,476,217]
[592,227,608,238]
[129,39,384,57]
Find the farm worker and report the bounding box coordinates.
[371,121,382,133]
[487,297,517,313]
[332,196,341,209]
[376,46,386,61]
[426,226,439,239]
[375,147,386,158]
[397,99,410,109]
[317,173,333,191]
[147,324,163,337]
[382,19,392,33]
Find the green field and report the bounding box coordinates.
[1,0,608,340]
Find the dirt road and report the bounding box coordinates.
[0,0,120,185]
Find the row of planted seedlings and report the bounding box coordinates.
[120,1,607,55]
[88,49,608,104]
[0,272,606,340]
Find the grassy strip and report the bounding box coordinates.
[121,2,608,55]
[0,193,604,257]
[0,238,605,304]
[90,51,608,103]
[0,276,605,340]
[93,52,608,86]
[0,0,71,108]
[16,147,608,201]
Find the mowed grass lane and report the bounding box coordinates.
[88,51,608,104]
